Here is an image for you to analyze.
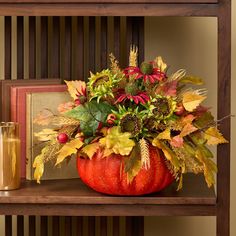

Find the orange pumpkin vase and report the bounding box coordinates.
[77,145,174,196]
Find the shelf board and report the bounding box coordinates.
[0,173,216,205]
[0,2,219,16]
[0,174,216,216]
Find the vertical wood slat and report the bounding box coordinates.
[76,16,84,81]
[65,216,72,236]
[5,216,12,236]
[41,16,48,78]
[88,216,95,236]
[17,216,24,236]
[126,17,145,64]
[113,217,119,236]
[51,16,60,78]
[113,17,120,63]
[64,16,72,80]
[52,216,59,235]
[217,1,231,236]
[29,216,36,236]
[126,216,144,236]
[17,16,24,80]
[100,16,108,69]
[88,17,95,74]
[29,16,36,79]
[40,216,48,236]
[5,16,11,80]
[100,217,107,236]
[75,217,83,235]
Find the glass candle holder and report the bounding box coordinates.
[0,122,21,190]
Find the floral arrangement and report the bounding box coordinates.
[33,46,228,190]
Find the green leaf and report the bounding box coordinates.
[65,101,113,136]
[194,112,214,129]
[124,145,142,183]
[179,76,204,85]
[195,147,217,188]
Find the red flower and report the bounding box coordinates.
[75,84,87,105]
[115,90,150,105]
[124,64,166,84]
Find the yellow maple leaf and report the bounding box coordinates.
[81,142,100,159]
[65,80,86,100]
[204,127,228,145]
[99,126,135,156]
[102,148,114,158]
[156,128,171,140]
[182,91,206,112]
[56,139,84,165]
[180,123,198,137]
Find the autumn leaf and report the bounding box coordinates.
[195,147,217,188]
[204,127,228,145]
[156,80,177,97]
[156,129,171,140]
[124,145,141,183]
[152,139,180,169]
[180,123,198,137]
[182,91,206,112]
[194,112,214,129]
[56,139,84,165]
[65,80,86,100]
[81,142,100,159]
[99,126,135,156]
[34,129,58,142]
[102,147,114,158]
[179,76,204,85]
[170,135,184,148]
[33,148,47,184]
[33,109,54,125]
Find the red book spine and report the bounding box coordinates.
[10,87,18,122]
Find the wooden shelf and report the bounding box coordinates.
[0,174,216,216]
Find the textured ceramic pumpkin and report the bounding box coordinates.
[77,145,174,195]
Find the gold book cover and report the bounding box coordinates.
[26,92,79,180]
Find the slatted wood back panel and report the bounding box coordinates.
[1,16,144,236]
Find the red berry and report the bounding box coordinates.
[57,133,69,143]
[107,114,116,125]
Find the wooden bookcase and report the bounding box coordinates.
[0,1,231,236]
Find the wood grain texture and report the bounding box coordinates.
[0,4,219,16]
[0,204,217,216]
[0,175,215,205]
[88,217,95,236]
[217,1,231,236]
[0,0,219,3]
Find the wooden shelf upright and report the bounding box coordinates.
[0,1,231,236]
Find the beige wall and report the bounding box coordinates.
[145,2,235,236]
